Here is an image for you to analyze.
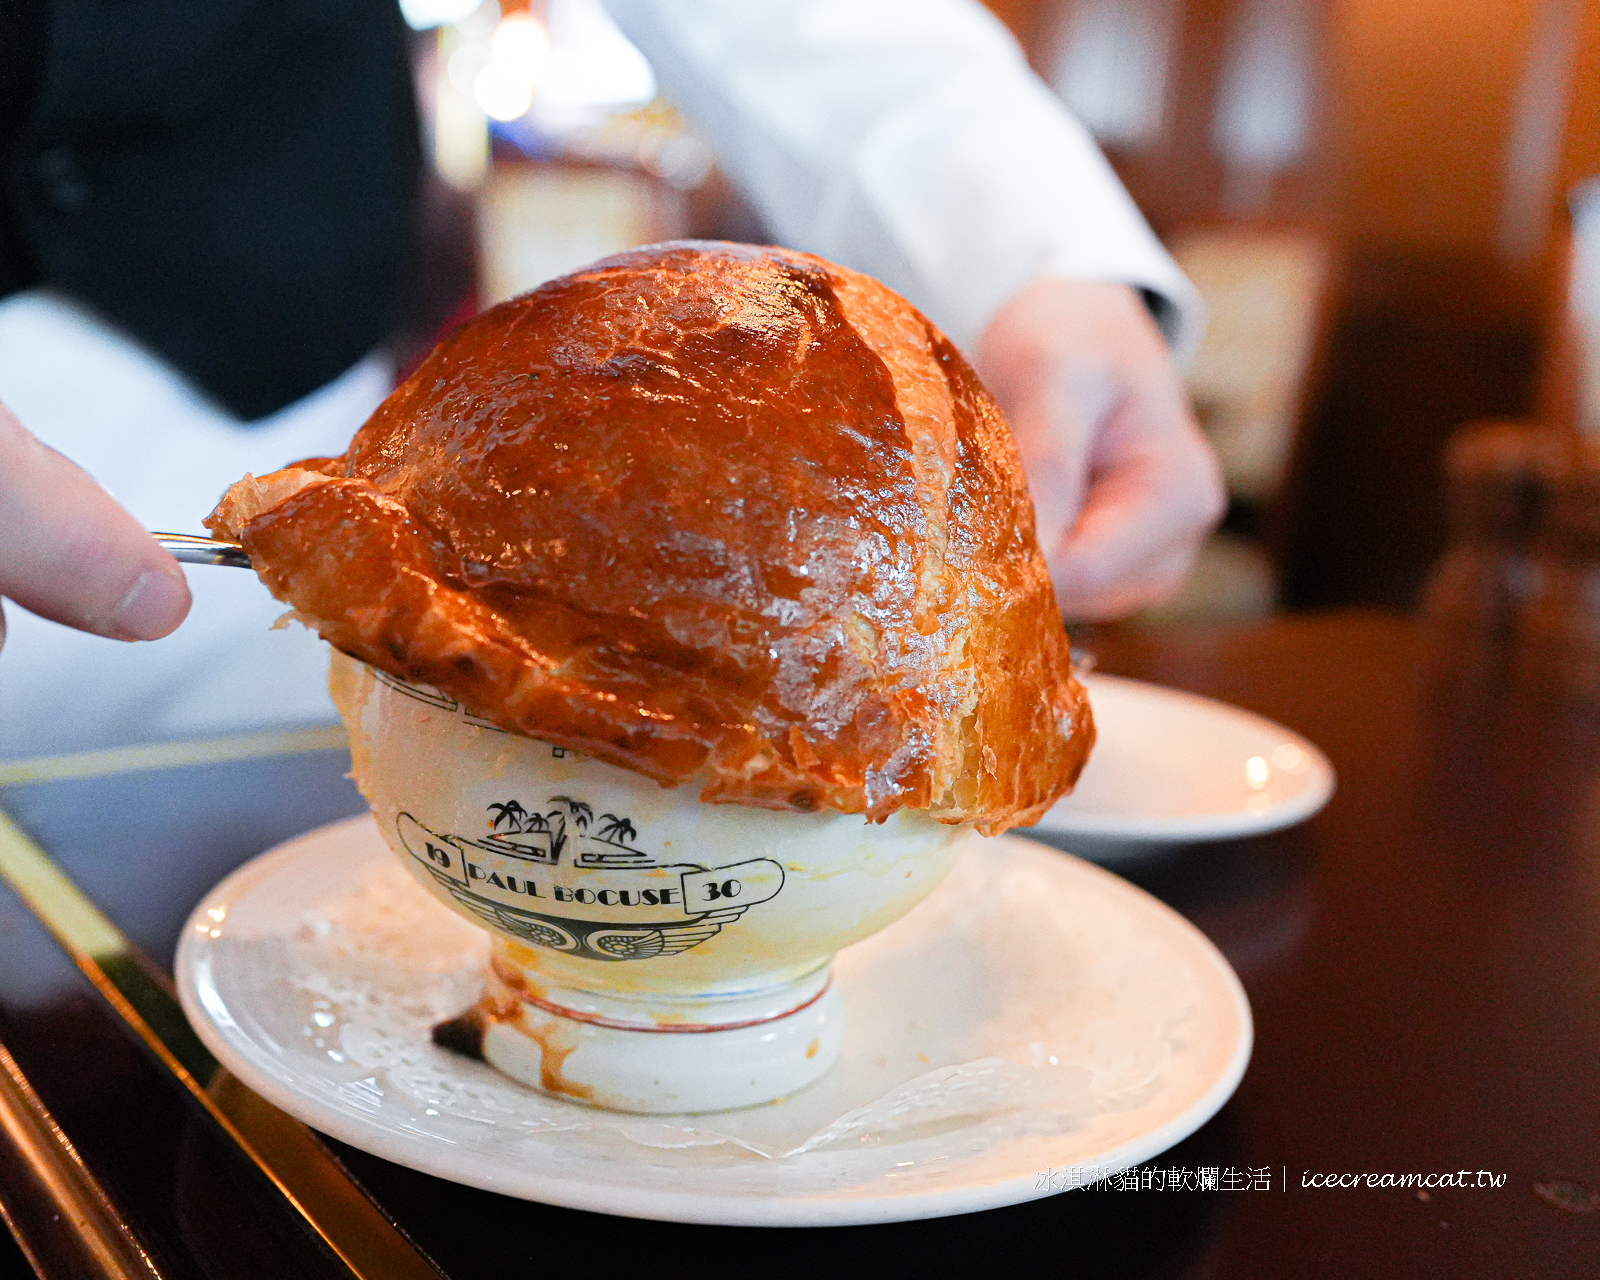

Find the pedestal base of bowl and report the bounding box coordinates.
[477,970,846,1114]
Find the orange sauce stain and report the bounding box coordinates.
[481,955,596,1101]
[512,1010,594,1101]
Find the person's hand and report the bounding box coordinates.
[975,277,1225,620]
[0,398,190,651]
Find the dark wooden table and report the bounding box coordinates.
[0,610,1595,1278]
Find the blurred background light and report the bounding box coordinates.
[476,60,537,121]
[537,0,657,117]
[400,0,483,33]
[491,11,553,81]
[432,0,657,142]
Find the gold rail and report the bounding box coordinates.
[0,1037,160,1279]
[0,805,441,1280]
[0,726,348,788]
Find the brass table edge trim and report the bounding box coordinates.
[0,726,350,788]
[0,1037,162,1279]
[0,808,443,1280]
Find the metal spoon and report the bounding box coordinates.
[153,533,252,569]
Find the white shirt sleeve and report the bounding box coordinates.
[601,0,1202,358]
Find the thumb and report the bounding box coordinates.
[0,403,191,643]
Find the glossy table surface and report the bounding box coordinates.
[0,610,1595,1278]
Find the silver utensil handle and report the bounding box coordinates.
[152,533,253,569]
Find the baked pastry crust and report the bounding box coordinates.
[208,242,1092,833]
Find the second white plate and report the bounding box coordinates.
[1030,674,1335,844]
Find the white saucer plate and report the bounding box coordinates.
[1029,674,1335,846]
[177,815,1251,1227]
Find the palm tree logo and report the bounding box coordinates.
[483,799,564,861]
[488,800,528,833]
[596,814,637,845]
[548,796,593,831]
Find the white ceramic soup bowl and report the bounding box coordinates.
[329,652,968,1113]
